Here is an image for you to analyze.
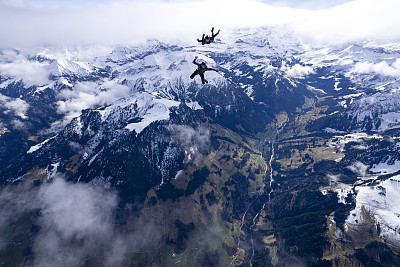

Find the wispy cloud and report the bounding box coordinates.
[168,124,210,153]
[0,176,162,266]
[33,177,118,266]
[347,161,368,177]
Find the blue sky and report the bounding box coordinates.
[3,0,352,9]
[0,0,399,48]
[261,0,351,9]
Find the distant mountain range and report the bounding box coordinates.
[1,26,400,266]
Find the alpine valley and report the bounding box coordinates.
[1,26,400,266]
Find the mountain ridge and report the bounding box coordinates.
[1,26,400,266]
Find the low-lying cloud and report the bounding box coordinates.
[283,63,315,78]
[0,176,161,266]
[33,177,118,266]
[168,124,210,155]
[0,54,50,86]
[0,93,29,120]
[352,59,400,78]
[54,80,130,128]
[4,98,29,119]
[347,161,368,177]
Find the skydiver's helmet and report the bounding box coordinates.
[201,62,206,68]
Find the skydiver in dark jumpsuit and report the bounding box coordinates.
[197,27,220,45]
[190,56,218,84]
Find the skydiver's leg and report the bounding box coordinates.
[202,35,207,45]
[190,70,198,79]
[200,73,206,84]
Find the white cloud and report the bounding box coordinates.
[291,0,400,44]
[0,0,399,49]
[0,176,162,266]
[283,63,315,78]
[0,93,30,119]
[11,119,27,130]
[262,0,351,9]
[55,80,130,126]
[0,94,7,102]
[0,57,50,86]
[326,173,340,184]
[38,178,117,240]
[0,0,24,7]
[352,59,400,78]
[32,177,119,266]
[4,98,29,119]
[168,124,210,154]
[347,161,368,177]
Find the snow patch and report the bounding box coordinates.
[27,136,56,154]
[321,174,353,204]
[370,160,400,175]
[346,177,400,246]
[125,97,180,134]
[306,85,326,94]
[185,101,202,110]
[88,149,103,166]
[48,58,92,77]
[101,92,180,135]
[173,170,183,180]
[46,162,60,180]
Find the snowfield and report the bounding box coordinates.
[346,176,400,246]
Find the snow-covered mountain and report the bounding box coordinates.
[1,26,400,266]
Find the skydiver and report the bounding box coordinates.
[190,56,218,84]
[197,27,220,45]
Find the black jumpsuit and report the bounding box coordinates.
[190,58,217,84]
[197,27,220,45]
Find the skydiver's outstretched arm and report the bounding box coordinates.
[211,27,220,38]
[206,67,218,72]
[193,56,200,66]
